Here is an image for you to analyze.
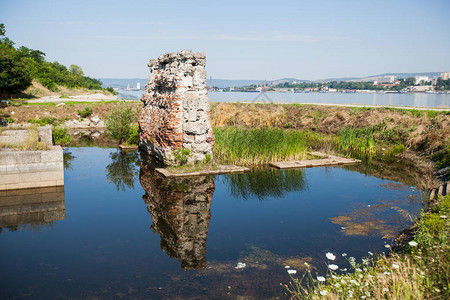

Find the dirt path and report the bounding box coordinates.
[26,93,119,103]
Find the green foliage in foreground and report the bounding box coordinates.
[28,117,59,126]
[287,195,450,299]
[77,106,93,118]
[52,126,73,146]
[212,125,410,165]
[104,102,138,144]
[334,124,408,158]
[213,126,308,165]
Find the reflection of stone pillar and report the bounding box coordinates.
[0,186,65,228]
[138,50,215,165]
[139,154,215,270]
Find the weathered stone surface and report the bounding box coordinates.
[139,154,214,270]
[0,125,52,147]
[139,50,215,165]
[0,146,64,190]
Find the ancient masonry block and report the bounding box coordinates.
[138,50,215,165]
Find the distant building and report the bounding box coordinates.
[415,76,429,84]
[376,76,395,83]
[441,72,450,80]
[380,83,395,88]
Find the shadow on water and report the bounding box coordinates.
[105,149,140,191]
[139,153,215,270]
[0,186,66,233]
[222,167,307,201]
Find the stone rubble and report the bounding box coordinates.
[139,50,215,165]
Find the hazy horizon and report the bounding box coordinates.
[1,0,449,80]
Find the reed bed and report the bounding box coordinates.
[336,127,376,157]
[213,126,308,165]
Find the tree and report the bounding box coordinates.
[0,44,33,96]
[104,102,138,144]
[404,77,416,86]
[69,64,84,77]
[17,46,45,63]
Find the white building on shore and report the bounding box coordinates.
[440,72,450,80]
[415,76,429,84]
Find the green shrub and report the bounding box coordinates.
[126,124,139,145]
[104,102,138,144]
[203,153,212,164]
[6,117,13,123]
[390,143,406,156]
[52,126,73,146]
[432,144,450,169]
[173,148,192,165]
[28,117,58,126]
[77,106,93,118]
[106,87,118,95]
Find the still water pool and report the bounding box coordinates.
[0,148,425,299]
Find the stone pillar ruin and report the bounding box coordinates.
[138,50,215,165]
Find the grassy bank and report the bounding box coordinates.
[287,195,450,299]
[211,103,450,173]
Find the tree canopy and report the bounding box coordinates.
[0,23,108,96]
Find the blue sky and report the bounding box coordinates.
[1,0,449,80]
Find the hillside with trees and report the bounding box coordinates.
[0,24,115,98]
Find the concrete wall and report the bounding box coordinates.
[0,125,52,146]
[0,146,64,190]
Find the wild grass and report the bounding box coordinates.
[286,195,450,299]
[213,126,308,165]
[28,117,59,126]
[211,102,287,128]
[336,127,376,156]
[334,125,408,158]
[23,125,49,150]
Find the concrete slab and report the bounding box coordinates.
[156,165,250,178]
[270,152,361,169]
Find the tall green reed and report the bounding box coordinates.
[213,127,308,165]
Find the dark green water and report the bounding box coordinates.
[0,148,425,299]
